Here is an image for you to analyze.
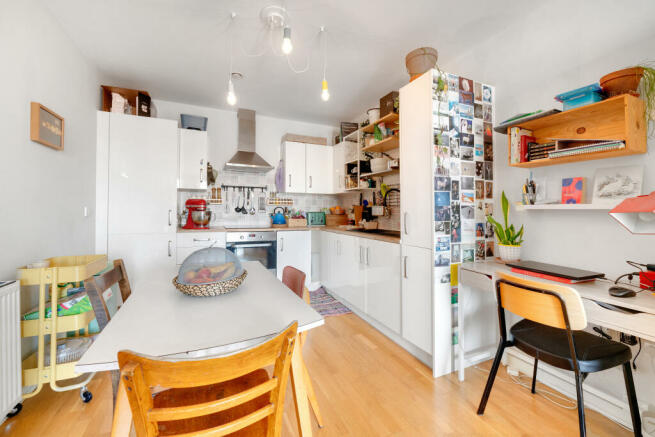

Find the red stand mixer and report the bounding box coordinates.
[183,198,212,229]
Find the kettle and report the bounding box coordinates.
[271,207,286,225]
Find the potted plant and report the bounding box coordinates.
[600,63,655,124]
[486,191,524,261]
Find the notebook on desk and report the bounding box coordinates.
[505,260,605,283]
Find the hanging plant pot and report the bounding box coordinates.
[405,47,438,82]
[600,67,644,97]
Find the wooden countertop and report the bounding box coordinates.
[177,226,401,243]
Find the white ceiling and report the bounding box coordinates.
[42,0,655,125]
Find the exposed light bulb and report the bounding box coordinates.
[321,79,330,101]
[226,80,237,106]
[281,27,293,54]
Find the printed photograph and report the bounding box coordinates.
[436,236,450,252]
[459,91,473,105]
[476,240,486,260]
[435,176,451,191]
[459,77,473,93]
[435,221,451,235]
[459,104,474,118]
[473,119,484,136]
[435,191,450,206]
[484,122,493,141]
[484,142,494,161]
[447,74,459,91]
[435,205,451,221]
[592,165,644,205]
[484,202,493,216]
[451,221,461,243]
[450,140,460,158]
[434,130,449,146]
[475,162,484,178]
[462,244,475,262]
[435,251,450,267]
[474,103,483,119]
[483,104,493,122]
[474,82,482,102]
[462,220,475,238]
[448,100,460,116]
[476,223,485,238]
[451,244,461,264]
[475,180,484,198]
[461,161,475,177]
[460,133,474,146]
[435,146,450,176]
[460,117,473,134]
[476,200,485,221]
[438,116,450,133]
[461,146,474,161]
[451,179,460,199]
[484,161,493,180]
[475,143,484,161]
[451,201,461,221]
[462,191,475,204]
[485,222,494,238]
[482,85,493,104]
[485,181,493,198]
[449,115,460,133]
[462,205,475,220]
[450,161,461,177]
[461,177,474,190]
[486,241,495,258]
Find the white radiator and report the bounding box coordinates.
[0,281,21,421]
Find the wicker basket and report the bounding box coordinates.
[172,270,248,297]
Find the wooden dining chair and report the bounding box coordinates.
[281,266,324,428]
[477,272,642,437]
[84,259,132,331]
[117,322,298,437]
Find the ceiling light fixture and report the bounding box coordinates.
[281,26,293,55]
[320,27,329,101]
[226,13,237,106]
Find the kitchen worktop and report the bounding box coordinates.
[177,225,401,243]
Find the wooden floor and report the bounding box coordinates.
[1,314,629,436]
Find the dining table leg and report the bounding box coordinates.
[290,333,313,437]
[110,375,133,437]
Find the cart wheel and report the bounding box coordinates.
[80,388,93,403]
[6,403,22,418]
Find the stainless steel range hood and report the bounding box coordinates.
[224,109,274,173]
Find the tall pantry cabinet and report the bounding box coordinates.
[96,112,178,286]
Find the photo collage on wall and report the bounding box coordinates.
[432,70,495,313]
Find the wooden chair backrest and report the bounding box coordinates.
[85,259,132,330]
[282,266,306,299]
[495,271,587,330]
[118,322,298,437]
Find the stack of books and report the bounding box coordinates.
[509,127,533,163]
[528,142,556,161]
[548,140,625,159]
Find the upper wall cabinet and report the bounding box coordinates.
[281,141,334,194]
[178,129,208,190]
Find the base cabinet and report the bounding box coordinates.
[401,245,433,353]
[176,232,226,265]
[365,239,401,334]
[277,231,311,286]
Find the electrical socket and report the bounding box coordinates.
[620,333,638,346]
[507,367,519,377]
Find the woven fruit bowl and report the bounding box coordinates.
[173,269,247,297]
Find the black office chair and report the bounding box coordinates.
[477,272,642,437]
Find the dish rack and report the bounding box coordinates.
[17,255,107,403]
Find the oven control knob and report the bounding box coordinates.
[240,235,244,240]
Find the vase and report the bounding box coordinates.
[498,243,521,262]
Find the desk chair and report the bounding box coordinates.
[477,272,641,437]
[118,322,297,437]
[84,259,132,330]
[281,266,324,428]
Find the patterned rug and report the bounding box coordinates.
[309,287,352,316]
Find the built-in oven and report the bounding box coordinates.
[226,231,277,273]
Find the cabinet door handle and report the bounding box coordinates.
[168,240,173,257]
[280,237,284,252]
[309,175,313,189]
[289,174,292,187]
[366,247,370,266]
[168,209,173,226]
[403,212,409,235]
[403,256,408,278]
[193,238,212,242]
[200,168,203,183]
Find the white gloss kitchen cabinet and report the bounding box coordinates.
[96,112,178,286]
[178,129,208,190]
[332,142,346,193]
[176,232,226,265]
[281,141,333,194]
[400,245,432,353]
[276,231,311,286]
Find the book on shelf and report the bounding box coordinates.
[548,139,625,159]
[520,135,535,163]
[527,141,555,161]
[509,127,533,164]
[561,177,586,204]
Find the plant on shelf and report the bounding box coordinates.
[638,63,655,125]
[487,191,524,261]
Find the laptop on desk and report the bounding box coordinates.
[504,260,605,284]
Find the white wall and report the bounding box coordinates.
[0,1,100,280]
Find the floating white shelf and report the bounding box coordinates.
[515,203,614,211]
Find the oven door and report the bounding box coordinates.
[226,241,277,273]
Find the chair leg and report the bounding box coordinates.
[574,370,587,437]
[622,362,642,437]
[477,340,506,415]
[531,357,538,394]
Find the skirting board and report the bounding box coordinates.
[505,347,647,433]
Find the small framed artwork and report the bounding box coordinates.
[592,165,643,206]
[30,102,64,150]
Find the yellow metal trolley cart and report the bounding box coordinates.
[17,255,107,403]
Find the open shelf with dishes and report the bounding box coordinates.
[502,94,646,168]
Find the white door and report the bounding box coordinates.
[365,240,401,333]
[400,72,434,250]
[282,141,306,193]
[338,235,365,311]
[277,231,311,286]
[178,129,208,190]
[332,142,345,193]
[401,244,432,353]
[107,113,178,235]
[319,231,333,290]
[108,233,176,288]
[306,144,333,194]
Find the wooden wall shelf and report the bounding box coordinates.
[507,94,646,168]
[362,135,399,153]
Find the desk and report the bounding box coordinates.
[76,261,324,437]
[458,260,655,381]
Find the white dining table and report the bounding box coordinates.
[76,261,325,437]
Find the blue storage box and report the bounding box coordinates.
[554,84,604,111]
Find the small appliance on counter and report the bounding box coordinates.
[306,212,326,226]
[271,207,287,227]
[183,198,211,229]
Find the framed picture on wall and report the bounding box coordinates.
[30,102,64,150]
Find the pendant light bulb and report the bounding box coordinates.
[281,26,293,54]
[321,79,330,101]
[226,79,237,106]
